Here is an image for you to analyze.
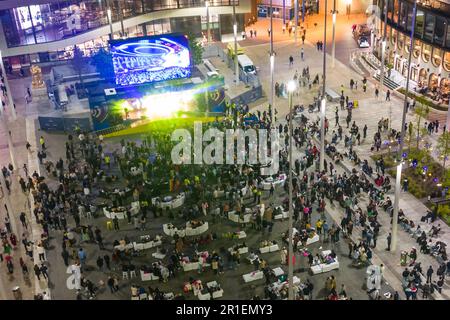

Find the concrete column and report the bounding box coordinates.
[446,99,450,132]
[294,0,299,44]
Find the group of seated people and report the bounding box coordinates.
[312,250,337,266]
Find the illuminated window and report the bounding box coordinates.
[422,43,431,62]
[432,47,442,67]
[413,39,421,58]
[444,51,450,72]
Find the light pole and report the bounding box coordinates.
[294,0,299,44]
[233,1,239,86]
[391,162,403,252]
[331,0,337,69]
[320,0,328,172]
[270,0,275,125]
[397,0,417,161]
[346,0,351,19]
[379,1,388,101]
[0,50,17,120]
[107,5,113,40]
[287,80,296,300]
[393,0,417,252]
[205,1,211,45]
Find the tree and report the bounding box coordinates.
[437,131,450,168]
[187,33,204,66]
[91,48,115,81]
[413,103,429,149]
[72,45,86,91]
[407,122,413,153]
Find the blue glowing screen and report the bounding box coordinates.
[110,34,192,86]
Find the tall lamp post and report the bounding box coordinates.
[393,0,417,252]
[233,0,239,86]
[346,0,351,19]
[107,5,113,40]
[331,0,337,69]
[320,0,328,172]
[379,1,388,101]
[270,0,275,124]
[294,0,299,44]
[0,50,17,120]
[287,80,296,300]
[205,1,211,45]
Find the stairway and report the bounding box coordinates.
[373,73,401,91]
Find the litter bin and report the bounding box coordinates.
[12,286,22,300]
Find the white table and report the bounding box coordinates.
[237,231,247,239]
[103,207,127,219]
[243,270,264,283]
[153,193,186,209]
[228,211,251,224]
[152,252,166,259]
[185,222,209,236]
[262,174,287,190]
[207,281,224,299]
[198,291,211,300]
[272,267,285,277]
[259,244,280,254]
[140,270,159,281]
[163,224,186,237]
[228,246,249,255]
[310,250,340,275]
[114,243,133,251]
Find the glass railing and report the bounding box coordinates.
[1,0,238,48]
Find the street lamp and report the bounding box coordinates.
[233,1,239,86]
[331,0,337,69]
[294,0,299,44]
[320,0,328,172]
[107,7,113,40]
[346,0,351,19]
[287,80,296,300]
[270,0,275,124]
[205,1,210,45]
[391,162,403,252]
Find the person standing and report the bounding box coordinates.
[34,264,41,280]
[61,249,70,266]
[386,90,391,101]
[386,233,392,251]
[426,266,434,283]
[96,256,104,271]
[104,254,111,270]
[113,215,120,231]
[39,136,46,150]
[300,48,304,61]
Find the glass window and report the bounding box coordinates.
[399,1,407,30]
[446,22,450,49]
[413,39,421,58]
[434,17,445,46]
[422,43,431,62]
[391,28,397,45]
[397,32,404,51]
[424,13,435,42]
[406,4,413,32]
[444,51,450,72]
[404,35,410,53]
[432,48,442,67]
[415,10,424,38]
[393,0,399,25]
[387,0,394,23]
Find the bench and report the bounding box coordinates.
[325,88,340,102]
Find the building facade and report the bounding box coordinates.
[375,0,449,100]
[0,0,256,69]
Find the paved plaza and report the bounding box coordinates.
[0,13,449,301]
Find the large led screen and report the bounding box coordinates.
[110,34,192,86]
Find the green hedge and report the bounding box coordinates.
[397,88,448,112]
